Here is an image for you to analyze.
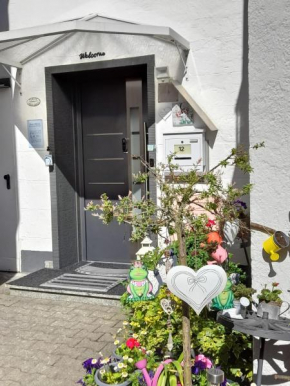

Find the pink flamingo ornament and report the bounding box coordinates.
[135,358,181,386]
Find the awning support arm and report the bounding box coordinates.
[174,41,187,77]
[1,64,21,88]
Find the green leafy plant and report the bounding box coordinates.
[232,284,256,301]
[86,144,264,385]
[257,282,283,305]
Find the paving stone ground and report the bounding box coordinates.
[0,275,123,386]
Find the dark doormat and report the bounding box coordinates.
[8,262,129,298]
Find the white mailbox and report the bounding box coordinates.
[164,133,206,173]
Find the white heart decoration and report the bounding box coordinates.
[166,265,227,315]
[223,220,239,246]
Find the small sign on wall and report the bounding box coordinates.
[172,103,194,126]
[28,119,44,148]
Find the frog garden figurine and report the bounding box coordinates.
[211,278,234,310]
[127,261,154,302]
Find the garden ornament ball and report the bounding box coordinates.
[263,231,290,261]
[166,265,227,315]
[207,231,223,244]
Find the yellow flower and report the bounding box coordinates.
[123,364,127,369]
[128,358,133,363]
[114,340,120,345]
[122,372,128,378]
[140,331,147,335]
[100,357,110,364]
[132,334,138,339]
[100,369,106,375]
[117,362,124,369]
[123,321,129,326]
[91,359,97,364]
[123,355,129,360]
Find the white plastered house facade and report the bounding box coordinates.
[0,0,289,383]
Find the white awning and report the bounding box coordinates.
[171,80,218,132]
[0,13,190,69]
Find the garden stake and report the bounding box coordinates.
[176,224,192,386]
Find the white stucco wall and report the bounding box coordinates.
[10,32,183,257]
[5,0,245,263]
[249,0,290,383]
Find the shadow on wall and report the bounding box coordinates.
[232,0,250,188]
[0,0,9,32]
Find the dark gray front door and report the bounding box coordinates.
[80,71,145,262]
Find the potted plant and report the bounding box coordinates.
[256,282,289,319]
[95,340,155,386]
[232,284,256,313]
[77,357,110,386]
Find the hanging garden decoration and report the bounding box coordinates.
[166,265,227,315]
[207,231,223,244]
[263,231,289,261]
[223,219,240,246]
[209,244,228,265]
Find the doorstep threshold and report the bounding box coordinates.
[8,283,122,300]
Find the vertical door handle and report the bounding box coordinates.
[4,174,10,190]
[122,138,128,153]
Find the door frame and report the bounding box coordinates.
[45,55,155,269]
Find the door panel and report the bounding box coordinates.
[0,87,18,271]
[80,73,144,262]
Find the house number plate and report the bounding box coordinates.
[174,144,191,156]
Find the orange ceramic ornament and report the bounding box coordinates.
[207,231,222,244]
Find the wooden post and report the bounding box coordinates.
[176,225,192,386]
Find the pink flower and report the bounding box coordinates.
[195,354,212,369]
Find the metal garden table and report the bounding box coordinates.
[217,312,290,386]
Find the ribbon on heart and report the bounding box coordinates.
[187,276,207,293]
[167,265,227,315]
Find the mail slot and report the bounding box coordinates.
[164,133,205,172]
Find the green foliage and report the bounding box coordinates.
[133,171,149,184]
[82,369,97,386]
[121,287,253,383]
[85,145,261,245]
[232,284,256,301]
[257,283,283,305]
[141,248,165,271]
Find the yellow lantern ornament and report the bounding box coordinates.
[263,231,289,261]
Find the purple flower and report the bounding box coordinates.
[234,200,247,210]
[82,357,103,374]
[221,378,227,386]
[192,360,207,374]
